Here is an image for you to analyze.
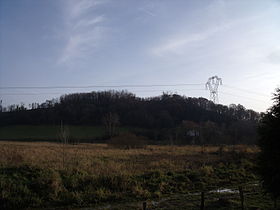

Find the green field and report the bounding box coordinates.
[0,125,135,142]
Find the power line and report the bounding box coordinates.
[0,83,271,98]
[0,93,63,95]
[223,84,270,97]
[219,91,267,103]
[0,82,272,105]
[0,87,268,103]
[0,89,206,96]
[0,83,204,90]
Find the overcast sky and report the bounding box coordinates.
[1,0,280,112]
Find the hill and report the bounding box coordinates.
[0,91,259,144]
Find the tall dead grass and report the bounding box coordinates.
[0,141,259,176]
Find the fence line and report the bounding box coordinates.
[141,181,275,210]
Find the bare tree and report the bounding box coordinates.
[102,112,119,137]
[58,121,69,169]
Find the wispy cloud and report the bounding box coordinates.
[267,50,280,65]
[150,2,278,58]
[58,0,107,64]
[151,33,209,57]
[138,7,156,17]
[150,27,223,57]
[59,27,104,64]
[68,0,104,19]
[73,16,104,29]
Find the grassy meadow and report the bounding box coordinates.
[0,125,139,142]
[1,141,278,209]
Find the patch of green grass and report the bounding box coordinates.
[0,125,138,141]
[0,165,62,209]
[0,162,271,209]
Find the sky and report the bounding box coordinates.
[0,0,280,112]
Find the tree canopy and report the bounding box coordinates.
[0,90,259,144]
[258,88,280,199]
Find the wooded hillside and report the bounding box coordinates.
[0,91,259,144]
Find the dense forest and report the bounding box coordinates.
[0,90,260,144]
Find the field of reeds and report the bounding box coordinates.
[0,141,277,209]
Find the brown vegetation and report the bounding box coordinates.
[108,132,147,149]
[0,141,258,176]
[1,141,271,209]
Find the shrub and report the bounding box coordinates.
[258,88,280,200]
[107,132,147,149]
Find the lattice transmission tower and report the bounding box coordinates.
[206,76,222,103]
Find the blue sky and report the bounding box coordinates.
[1,0,280,112]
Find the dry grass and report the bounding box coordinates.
[0,141,259,176]
[0,141,262,209]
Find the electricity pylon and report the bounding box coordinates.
[206,76,222,103]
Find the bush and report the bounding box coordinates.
[258,88,280,200]
[107,132,147,149]
[0,165,62,209]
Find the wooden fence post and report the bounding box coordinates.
[238,186,244,210]
[143,201,147,210]
[200,191,205,210]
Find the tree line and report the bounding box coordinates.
[0,90,260,144]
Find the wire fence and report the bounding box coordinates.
[142,182,278,210]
